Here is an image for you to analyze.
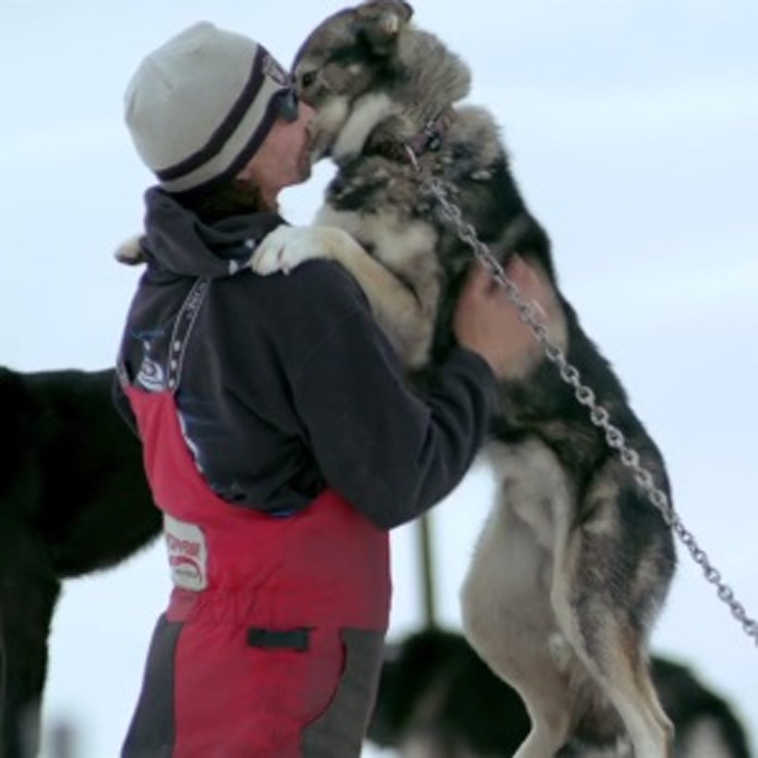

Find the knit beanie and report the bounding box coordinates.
[124,22,294,195]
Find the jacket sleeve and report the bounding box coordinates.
[284,262,499,529]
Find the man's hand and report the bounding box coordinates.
[453,256,567,381]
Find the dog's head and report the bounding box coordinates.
[292,1,414,160]
[293,2,470,163]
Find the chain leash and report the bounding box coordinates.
[416,166,757,646]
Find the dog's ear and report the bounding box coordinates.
[355,1,414,56]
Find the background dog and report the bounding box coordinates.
[368,628,753,758]
[253,1,678,754]
[0,366,159,758]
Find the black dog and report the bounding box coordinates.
[0,366,159,758]
[368,628,752,758]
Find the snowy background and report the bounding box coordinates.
[1,0,756,755]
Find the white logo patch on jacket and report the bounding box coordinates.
[163,514,208,590]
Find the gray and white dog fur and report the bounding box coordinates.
[256,3,677,755]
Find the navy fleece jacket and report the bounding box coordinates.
[114,188,498,529]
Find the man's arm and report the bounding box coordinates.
[281,261,499,529]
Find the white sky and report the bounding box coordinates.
[1,1,756,756]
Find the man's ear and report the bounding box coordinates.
[355,0,414,56]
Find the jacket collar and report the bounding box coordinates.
[141,187,285,279]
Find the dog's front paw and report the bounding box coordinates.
[251,225,329,276]
[115,234,146,265]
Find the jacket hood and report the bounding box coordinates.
[140,186,285,278]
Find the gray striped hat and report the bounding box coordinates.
[124,22,295,195]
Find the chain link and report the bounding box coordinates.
[421,174,758,647]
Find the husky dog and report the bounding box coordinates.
[368,629,752,758]
[0,366,159,758]
[253,2,678,755]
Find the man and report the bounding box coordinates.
[115,21,559,757]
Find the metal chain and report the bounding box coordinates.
[420,171,758,647]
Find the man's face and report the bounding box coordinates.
[236,101,315,197]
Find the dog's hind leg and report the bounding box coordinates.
[462,537,574,757]
[506,665,574,758]
[550,463,674,758]
[461,441,577,757]
[0,522,61,758]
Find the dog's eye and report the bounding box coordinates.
[301,71,317,88]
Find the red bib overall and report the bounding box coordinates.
[120,285,391,757]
